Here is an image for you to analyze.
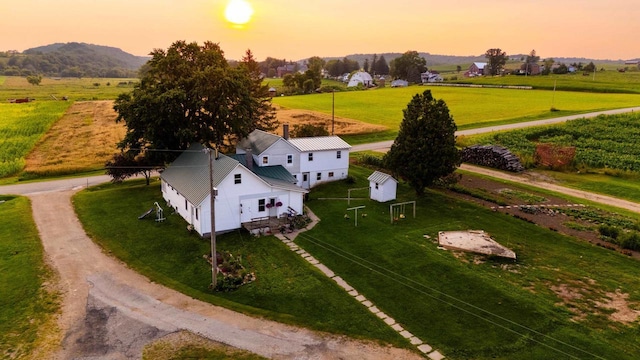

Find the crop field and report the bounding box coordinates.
[273,86,640,133]
[450,70,640,94]
[0,76,136,102]
[0,101,71,177]
[460,112,640,172]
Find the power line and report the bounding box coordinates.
[295,232,606,360]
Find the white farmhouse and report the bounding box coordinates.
[160,143,307,236]
[347,71,373,87]
[236,125,351,189]
[368,171,397,202]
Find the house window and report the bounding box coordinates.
[234,174,241,184]
[259,199,266,212]
[185,199,188,210]
[195,208,199,220]
[375,183,379,190]
[337,150,341,159]
[287,154,293,165]
[262,156,269,165]
[303,173,308,182]
[328,172,334,178]
[308,153,313,161]
[316,173,322,181]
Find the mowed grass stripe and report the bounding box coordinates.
[0,195,59,359]
[273,86,640,131]
[0,101,71,177]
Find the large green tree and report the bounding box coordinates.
[107,41,277,183]
[389,51,427,83]
[484,48,508,76]
[384,90,460,196]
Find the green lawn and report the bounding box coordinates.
[73,171,640,359]
[538,170,640,204]
[273,86,640,141]
[72,179,408,348]
[0,195,58,359]
[298,166,640,359]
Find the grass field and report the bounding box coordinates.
[449,70,640,94]
[73,170,640,359]
[0,101,71,177]
[272,85,640,141]
[0,195,59,359]
[0,76,136,102]
[72,179,409,349]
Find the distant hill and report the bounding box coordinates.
[0,42,149,78]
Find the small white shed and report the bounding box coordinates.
[368,171,397,202]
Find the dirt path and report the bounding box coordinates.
[28,189,421,360]
[459,164,640,214]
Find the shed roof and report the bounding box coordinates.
[288,136,351,152]
[367,171,396,184]
[473,62,487,69]
[160,144,240,206]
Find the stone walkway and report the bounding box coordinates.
[275,208,446,360]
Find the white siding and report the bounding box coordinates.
[370,179,397,202]
[298,149,350,188]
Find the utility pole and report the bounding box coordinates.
[331,89,335,135]
[206,148,217,290]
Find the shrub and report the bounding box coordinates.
[598,224,620,240]
[621,232,640,251]
[357,153,385,168]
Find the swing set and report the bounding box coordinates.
[389,201,416,224]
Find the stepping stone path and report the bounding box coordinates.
[275,209,446,359]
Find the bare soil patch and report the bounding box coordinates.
[24,100,125,175]
[274,105,387,135]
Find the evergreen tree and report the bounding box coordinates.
[384,90,460,195]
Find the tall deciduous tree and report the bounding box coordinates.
[108,41,277,183]
[484,48,508,76]
[384,90,460,195]
[390,50,427,83]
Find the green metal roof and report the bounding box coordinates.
[160,143,240,206]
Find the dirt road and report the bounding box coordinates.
[24,188,421,359]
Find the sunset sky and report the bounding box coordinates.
[3,0,639,61]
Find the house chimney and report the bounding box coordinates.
[283,123,290,140]
[245,148,253,172]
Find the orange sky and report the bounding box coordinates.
[3,0,639,61]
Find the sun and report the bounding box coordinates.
[224,0,254,25]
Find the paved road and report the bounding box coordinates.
[351,106,640,153]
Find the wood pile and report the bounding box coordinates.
[462,145,525,172]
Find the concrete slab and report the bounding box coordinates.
[384,317,396,326]
[348,289,359,297]
[313,263,335,278]
[368,306,380,314]
[333,276,354,292]
[409,337,422,345]
[438,230,516,259]
[400,330,414,339]
[375,311,389,320]
[418,344,433,354]
[428,350,445,360]
[355,295,366,302]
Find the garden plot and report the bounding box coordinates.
[438,230,516,260]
